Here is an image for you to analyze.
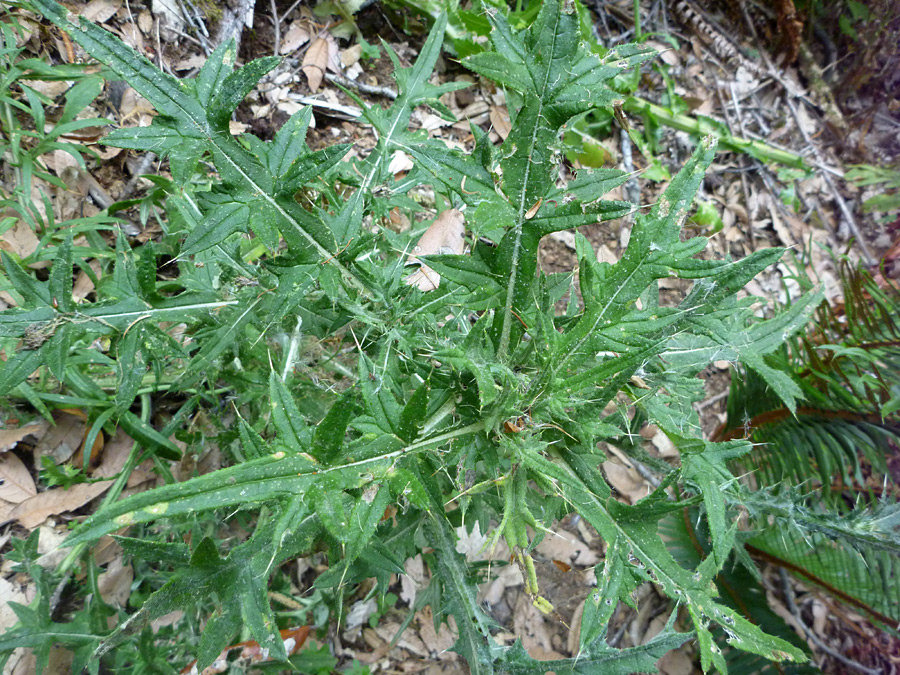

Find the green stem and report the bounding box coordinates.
[633,0,642,41]
[624,96,807,168]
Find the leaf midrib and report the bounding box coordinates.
[498,8,564,360]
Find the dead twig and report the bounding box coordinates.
[619,127,639,224]
[736,3,876,266]
[782,93,875,265]
[286,93,362,120]
[270,0,281,58]
[694,389,729,412]
[325,72,398,100]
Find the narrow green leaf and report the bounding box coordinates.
[311,390,356,464]
[398,380,429,443]
[119,410,181,461]
[208,56,280,132]
[269,372,308,451]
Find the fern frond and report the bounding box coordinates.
[718,260,900,501]
[716,258,900,631]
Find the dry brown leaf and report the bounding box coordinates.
[596,243,618,264]
[35,524,69,569]
[0,576,35,630]
[372,620,429,656]
[34,409,87,466]
[117,22,144,53]
[388,207,410,233]
[46,645,74,674]
[767,194,795,248]
[280,21,310,54]
[302,37,329,92]
[229,120,248,135]
[387,150,413,175]
[401,554,426,607]
[80,0,121,23]
[650,430,678,458]
[98,557,134,607]
[11,428,131,529]
[92,535,123,566]
[325,34,341,74]
[658,647,697,675]
[535,528,599,567]
[415,607,458,659]
[73,259,103,301]
[11,480,113,530]
[602,457,647,504]
[489,105,512,141]
[0,453,37,503]
[549,230,576,249]
[405,209,465,292]
[0,500,14,524]
[512,595,564,660]
[0,219,41,260]
[151,609,184,633]
[0,423,45,453]
[174,53,207,71]
[341,43,362,68]
[137,10,153,34]
[5,648,35,675]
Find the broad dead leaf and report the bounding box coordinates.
[137,10,153,34]
[280,21,310,54]
[6,649,36,675]
[0,423,45,452]
[98,557,134,608]
[302,37,329,92]
[11,480,113,530]
[174,53,207,71]
[489,105,512,140]
[34,409,87,466]
[401,554,427,607]
[513,594,565,660]
[0,576,35,631]
[405,209,466,292]
[0,452,37,503]
[415,607,458,660]
[0,219,41,260]
[151,0,185,37]
[80,0,121,24]
[11,428,131,530]
[535,527,599,567]
[388,150,413,175]
[73,259,103,301]
[151,610,184,633]
[341,43,362,68]
[602,456,648,505]
[116,22,144,53]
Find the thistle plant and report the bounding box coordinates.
[0,1,840,672]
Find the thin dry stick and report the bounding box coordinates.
[704,49,756,250]
[694,389,728,412]
[726,82,758,251]
[782,93,875,265]
[778,568,882,675]
[736,3,875,266]
[278,0,306,26]
[326,72,398,100]
[619,128,639,225]
[270,0,280,57]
